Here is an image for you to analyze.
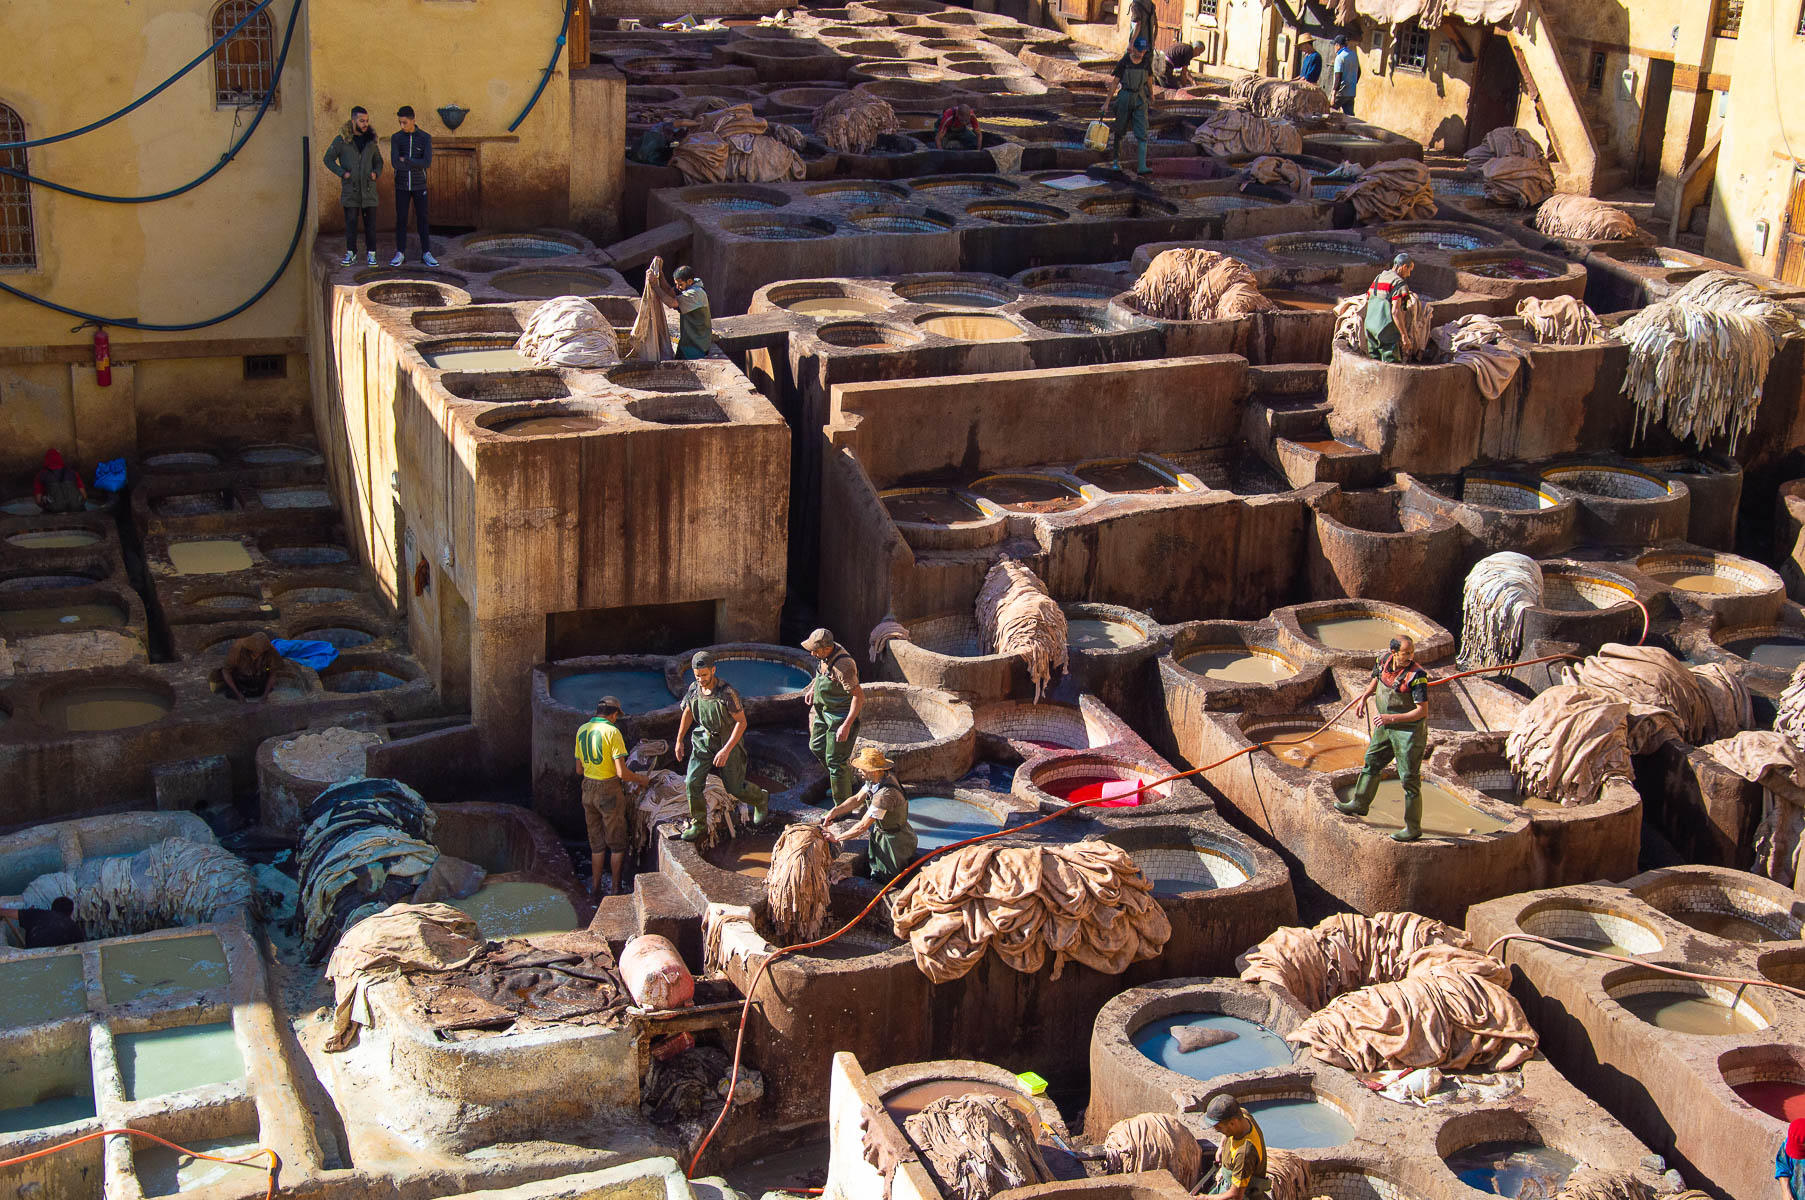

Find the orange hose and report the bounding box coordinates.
[0,1128,277,1200]
[1486,932,1805,1001]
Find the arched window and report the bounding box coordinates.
[211,0,276,107]
[0,104,34,270]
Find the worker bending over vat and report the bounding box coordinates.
[674,652,770,842]
[1335,634,1431,842]
[0,896,84,948]
[822,747,917,885]
[803,627,864,805]
[1362,253,1417,363]
[1196,1094,1270,1200]
[575,695,652,896]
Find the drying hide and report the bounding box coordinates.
[975,558,1068,701]
[1265,1150,1311,1200]
[1101,1114,1203,1189]
[692,103,768,139]
[1504,684,1633,803]
[904,1095,1055,1200]
[1332,287,1432,362]
[1516,295,1610,346]
[629,255,671,362]
[1341,159,1437,223]
[1618,271,1801,453]
[1228,74,1329,121]
[1533,193,1639,242]
[1191,109,1302,158]
[669,128,804,184]
[1553,1169,1657,1200]
[298,778,441,961]
[630,767,744,850]
[1777,663,1805,751]
[1481,154,1555,207]
[1246,155,1312,198]
[517,296,620,368]
[869,616,911,660]
[889,842,1170,983]
[399,931,629,1036]
[1463,125,1543,167]
[1433,314,1526,401]
[324,903,484,1050]
[1458,552,1543,668]
[1237,912,1473,1009]
[1569,643,1751,749]
[1702,730,1805,888]
[1353,0,1522,24]
[766,823,840,944]
[1130,248,1273,321]
[22,837,256,942]
[815,90,900,154]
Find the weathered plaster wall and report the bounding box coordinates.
[1706,0,1805,274]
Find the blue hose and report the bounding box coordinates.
[0,0,280,150]
[0,137,311,332]
[0,0,303,203]
[507,0,578,133]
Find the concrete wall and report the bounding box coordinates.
[1705,0,1805,273]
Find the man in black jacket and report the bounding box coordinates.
[389,106,436,267]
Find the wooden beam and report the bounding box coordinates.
[0,335,306,368]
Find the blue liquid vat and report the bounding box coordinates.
[907,794,1004,851]
[1131,1014,1292,1081]
[707,659,812,698]
[551,669,675,714]
[1446,1143,1577,1197]
[0,1093,95,1134]
[1244,1097,1354,1149]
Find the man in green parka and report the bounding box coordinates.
[674,651,770,842]
[1335,635,1432,842]
[803,627,864,805]
[324,106,384,266]
[823,747,918,885]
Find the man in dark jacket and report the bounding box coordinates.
[324,106,384,266]
[389,106,436,267]
[0,897,85,948]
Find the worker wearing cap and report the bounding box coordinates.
[1104,37,1155,176]
[674,652,770,841]
[575,696,653,896]
[1196,1095,1269,1200]
[1336,634,1431,842]
[1329,33,1360,114]
[803,628,864,805]
[1361,253,1417,363]
[823,747,917,884]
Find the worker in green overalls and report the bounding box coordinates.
[823,747,918,885]
[1103,37,1155,176]
[673,651,769,842]
[650,264,713,359]
[802,627,864,805]
[1335,634,1432,842]
[1362,252,1417,362]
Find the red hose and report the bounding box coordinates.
[0,1129,277,1199]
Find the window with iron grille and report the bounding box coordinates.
[211,0,277,107]
[243,354,287,381]
[1197,0,1217,17]
[0,105,35,271]
[1713,0,1742,37]
[1798,0,1804,36]
[1588,51,1608,91]
[1396,24,1430,71]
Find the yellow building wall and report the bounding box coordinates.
[305,0,576,235]
[1706,0,1805,272]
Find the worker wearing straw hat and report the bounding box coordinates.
[822,747,917,884]
[803,627,864,806]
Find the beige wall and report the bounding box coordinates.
[1706,0,1805,272]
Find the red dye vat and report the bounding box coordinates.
[1734,1081,1805,1121]
[1044,775,1146,808]
[1024,739,1069,750]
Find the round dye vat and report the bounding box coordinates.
[550,669,674,714]
[167,539,254,575]
[0,603,128,634]
[322,668,406,694]
[899,285,1010,309]
[266,544,350,566]
[6,529,101,550]
[706,659,811,698]
[491,414,604,437]
[259,486,330,509]
[1647,570,1746,594]
[1029,279,1117,299]
[883,489,985,525]
[1674,910,1782,942]
[707,832,777,879]
[1445,1143,1577,1198]
[908,794,1004,850]
[1466,258,1559,280]
[784,296,888,319]
[1299,616,1411,652]
[1180,648,1297,685]
[0,574,97,593]
[1733,1081,1805,1122]
[1724,636,1805,671]
[1266,727,1368,773]
[1270,242,1382,267]
[1261,289,1336,311]
[1333,779,1510,837]
[1067,618,1141,651]
[240,444,318,465]
[45,686,171,732]
[449,882,578,939]
[1132,845,1249,896]
[1076,459,1174,493]
[968,474,1079,511]
[1042,774,1153,808]
[297,625,374,649]
[424,345,534,371]
[494,270,614,297]
[1615,991,1763,1035]
[1244,1097,1353,1149]
[883,1080,1032,1121]
[465,235,579,258]
[919,313,1022,341]
[1132,1013,1292,1080]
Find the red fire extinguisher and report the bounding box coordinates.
[92,325,112,388]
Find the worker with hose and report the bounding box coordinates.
[1103,37,1156,176]
[803,627,864,805]
[674,652,769,842]
[1362,253,1417,362]
[1194,1095,1270,1200]
[821,747,917,885]
[1336,634,1431,842]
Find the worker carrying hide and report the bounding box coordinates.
[1362,252,1418,363]
[821,746,917,884]
[1336,635,1431,842]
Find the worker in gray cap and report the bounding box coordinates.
[674,652,770,841]
[1361,252,1417,363]
[803,627,864,805]
[1196,1094,1269,1200]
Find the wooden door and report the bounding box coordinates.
[1150,0,1182,50]
[428,145,479,230]
[1781,167,1805,287]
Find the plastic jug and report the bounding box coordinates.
[1084,120,1110,152]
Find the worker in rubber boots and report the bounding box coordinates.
[803,627,864,805]
[1336,635,1432,842]
[674,652,769,842]
[1196,1094,1270,1200]
[823,747,918,885]
[1103,38,1155,176]
[1362,253,1417,362]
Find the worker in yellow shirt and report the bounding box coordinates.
[575,696,652,897]
[1197,1094,1270,1200]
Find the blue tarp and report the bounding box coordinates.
[93,457,126,493]
[272,637,339,671]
